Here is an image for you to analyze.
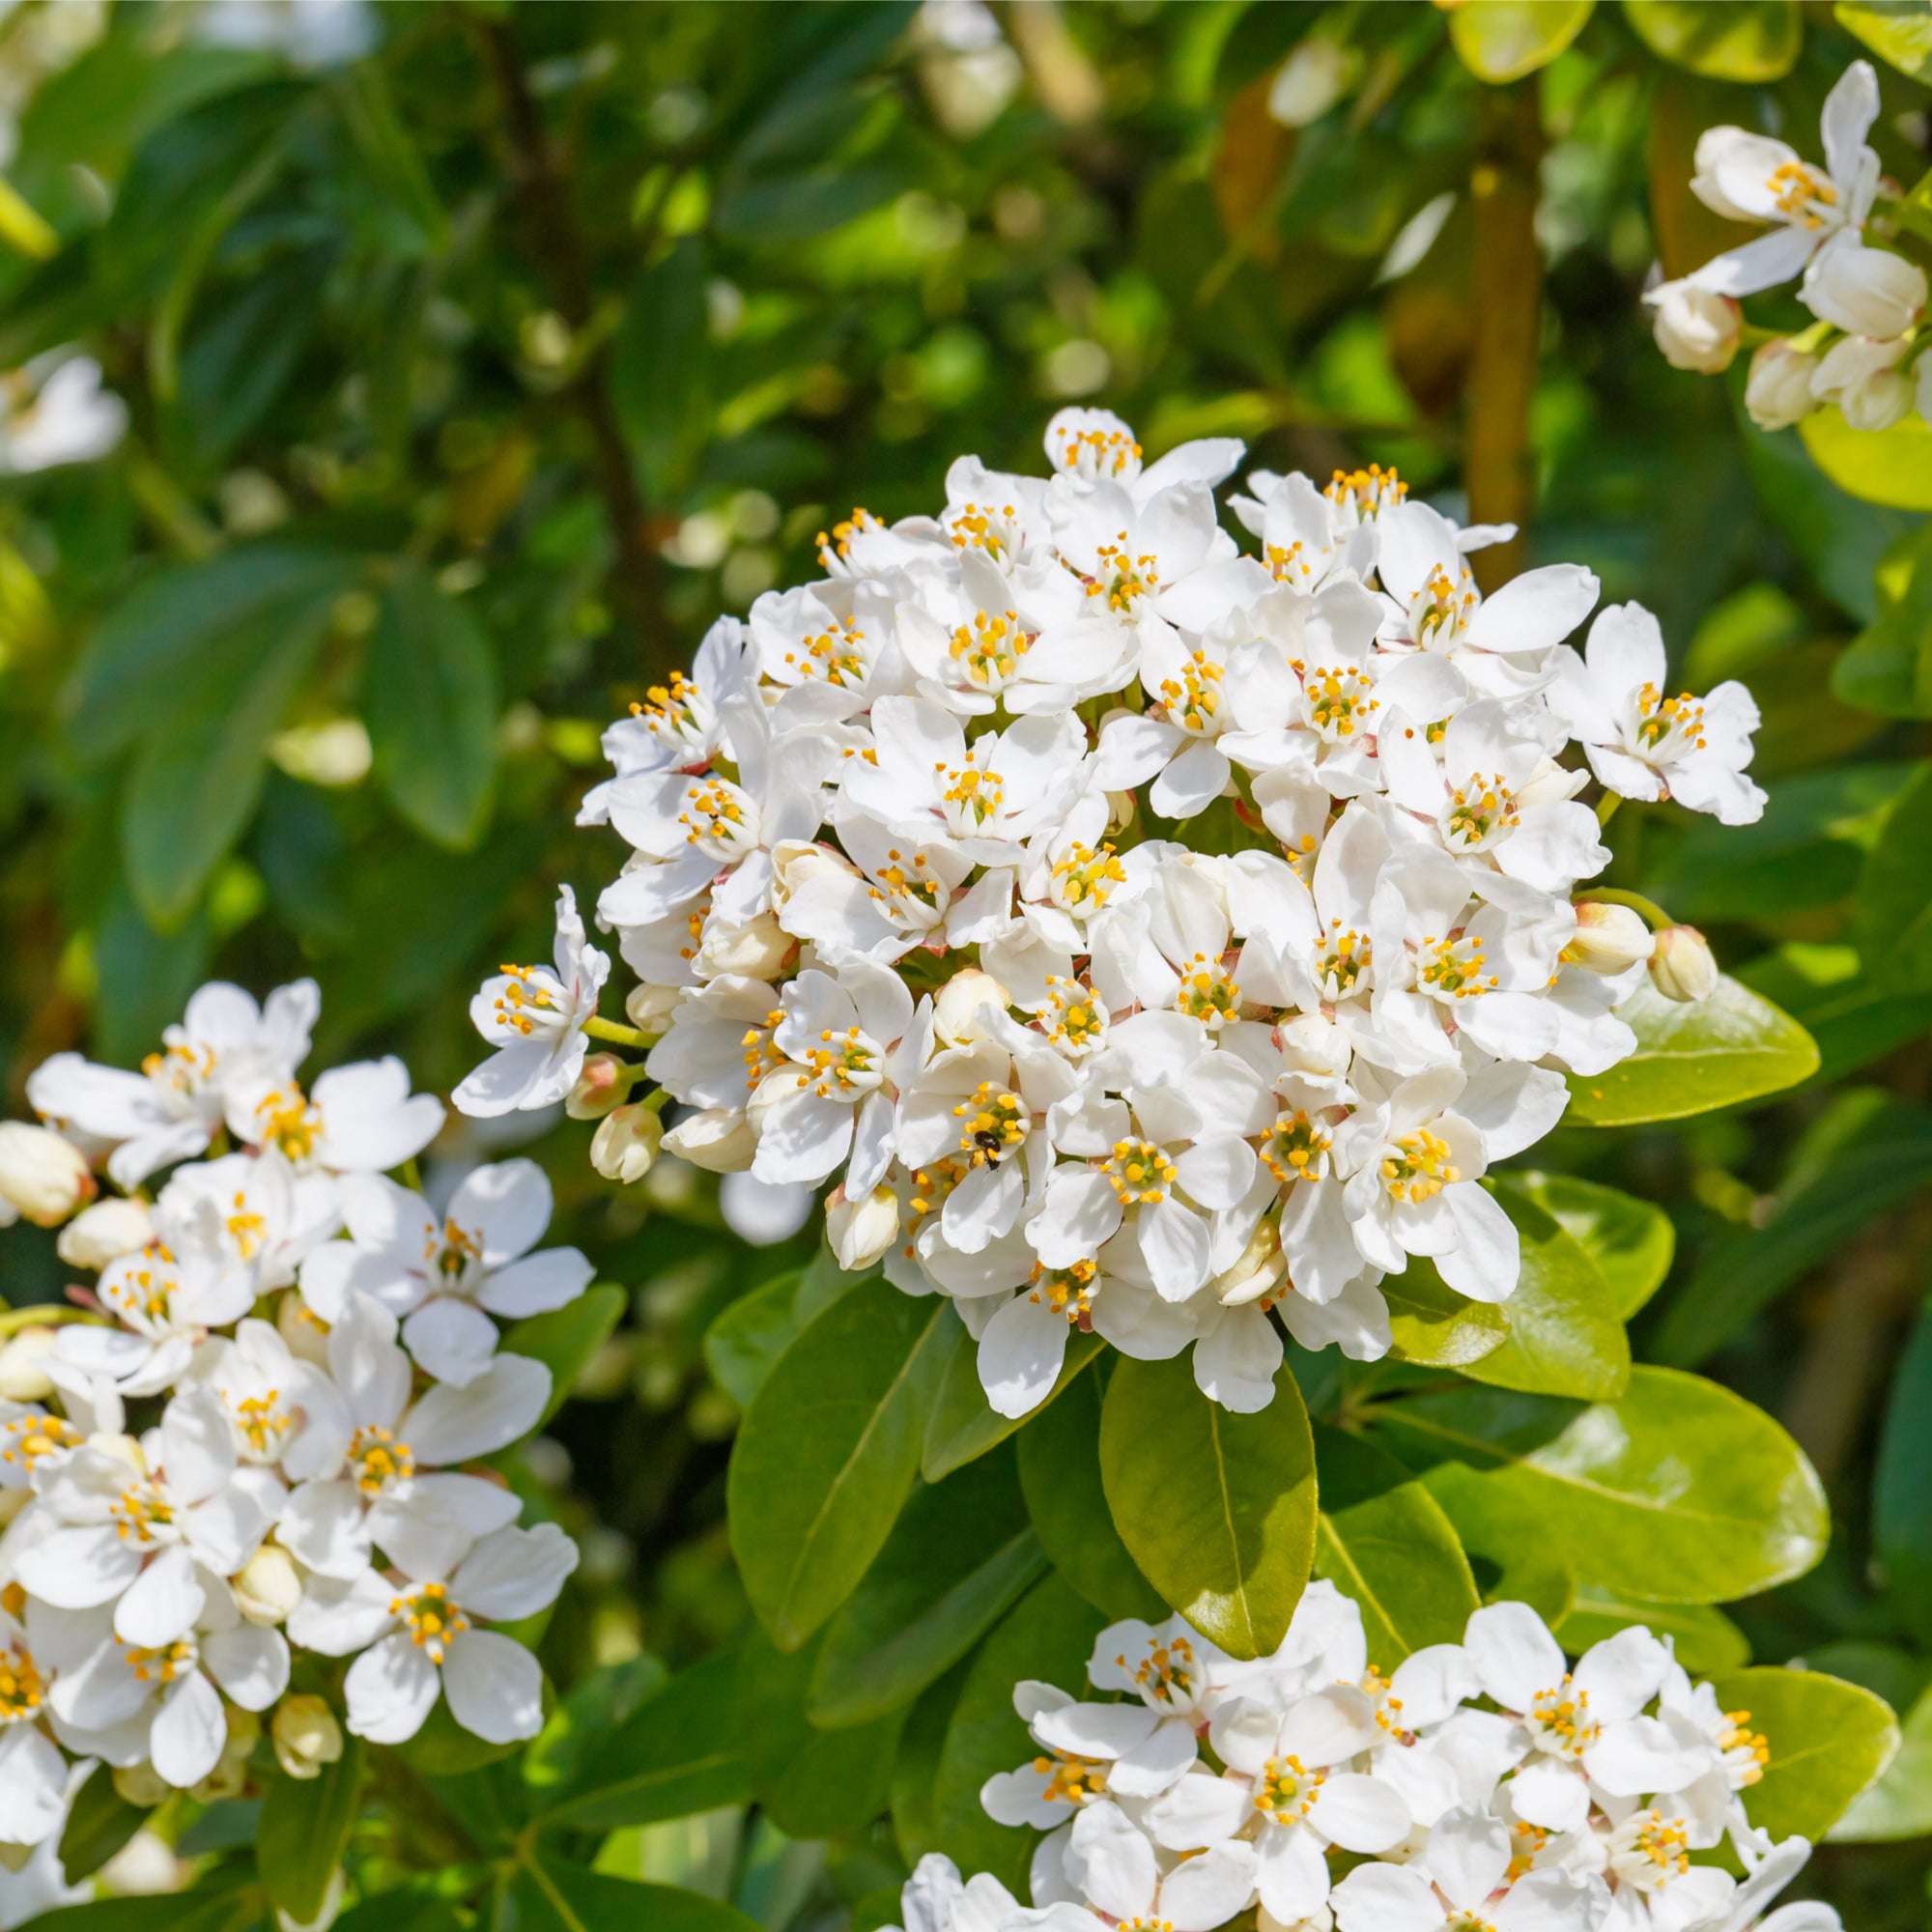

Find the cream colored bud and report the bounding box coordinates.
[769,838,855,914]
[56,1196,152,1270]
[1215,1217,1286,1307]
[1562,902,1655,976]
[1518,755,1587,809]
[1105,789,1137,838]
[1804,242,1926,340]
[0,1327,56,1403]
[234,1543,301,1626]
[1647,280,1739,374]
[933,968,1009,1047]
[1649,924,1719,1004]
[0,1123,95,1229]
[277,1291,331,1367]
[566,1053,629,1121]
[113,1763,172,1808]
[625,981,681,1031]
[272,1694,345,1781]
[662,1107,756,1174]
[698,910,795,980]
[93,1432,146,1475]
[826,1183,900,1272]
[591,1102,662,1183]
[1277,1012,1351,1081]
[1745,340,1821,431]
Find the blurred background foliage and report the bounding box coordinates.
[3,0,1932,1926]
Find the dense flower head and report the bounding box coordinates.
[896,1587,1836,1932]
[467,403,1764,1424]
[0,980,582,1852]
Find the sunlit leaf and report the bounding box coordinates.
[1709,1667,1898,1842]
[1504,1173,1675,1319]
[1446,2,1596,83]
[1622,1,1799,80]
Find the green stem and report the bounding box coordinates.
[0,1305,105,1335]
[583,1016,659,1050]
[1594,792,1621,830]
[1579,885,1674,932]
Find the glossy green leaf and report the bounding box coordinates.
[612,239,713,497]
[1622,1,1799,78]
[892,1662,969,1867]
[1557,1589,1749,1675]
[1100,1350,1317,1659]
[1736,943,1932,1088]
[703,1271,803,1408]
[502,1855,760,1932]
[1313,1424,1480,1664]
[365,562,498,849]
[257,1740,363,1924]
[1802,409,1932,512]
[1838,0,1932,79]
[922,1322,1101,1483]
[1833,1680,1932,1842]
[1016,1366,1165,1623]
[332,1886,467,1932]
[1564,975,1819,1125]
[740,1626,905,1836]
[534,1651,750,1832]
[810,1444,1047,1727]
[503,1285,626,1429]
[1447,1,1596,82]
[1505,1173,1675,1319]
[730,1277,959,1650]
[522,1655,668,1798]
[930,1575,1104,1893]
[1461,1184,1629,1400]
[1833,526,1932,718]
[1710,1668,1898,1842]
[57,1768,152,1883]
[1875,1297,1932,1646]
[1370,1366,1830,1604]
[1385,1259,1510,1368]
[1857,759,1932,989]
[21,1889,263,1932]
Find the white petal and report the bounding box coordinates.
[403,1352,550,1464]
[345,1630,441,1743]
[441,1628,544,1745]
[977,1293,1071,1421]
[201,1624,290,1711]
[112,1546,205,1648]
[402,1297,502,1389]
[450,1522,580,1622]
[150,1670,226,1789]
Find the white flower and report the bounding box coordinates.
[222,1058,443,1177]
[0,1605,68,1849]
[1809,331,1913,431]
[748,576,905,727]
[1801,242,1926,340]
[1064,1799,1259,1932]
[1645,281,1740,374]
[0,355,127,475]
[1688,62,1881,297]
[1229,465,1403,589]
[299,1161,589,1387]
[28,980,318,1188]
[1548,604,1766,825]
[455,886,609,1118]
[982,1667,1200,1823]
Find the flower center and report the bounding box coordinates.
[1104,1138,1178,1207]
[1256,1752,1325,1822]
[1316,922,1371,997]
[1050,841,1126,916]
[393,1581,468,1664]
[1417,934,1497,1000]
[1766,157,1837,227]
[1028,1258,1098,1329]
[431,1217,486,1289]
[951,609,1031,687]
[1326,464,1406,517]
[938,758,1007,832]
[1054,424,1141,479]
[1382,1127,1460,1206]
[226,1189,269,1260]
[948,498,1019,561]
[493,964,561,1039]
[1267,539,1314,583]
[1042,976,1107,1054]
[1608,1808,1690,1891]
[1032,1747,1108,1805]
[349,1425,414,1496]
[231,1390,293,1459]
[1089,533,1158,611]
[1,1412,80,1472]
[867,847,946,925]
[954,1083,1029,1166]
[902,1156,968,1242]
[1442,775,1519,851]
[1719,1708,1769,1786]
[1155,650,1224,734]
[1306,666,1378,742]
[1175,952,1240,1027]
[142,1038,218,1099]
[1116,1631,1198,1709]
[0,1640,43,1723]
[796,1027,882,1100]
[102,1249,175,1326]
[251,1082,324,1164]
[678,778,762,860]
[785,613,869,685]
[630,668,713,749]
[816,506,885,570]
[1506,1819,1549,1882]
[123,1635,195,1685]
[741,1009,787,1092]
[1633,683,1708,757]
[111,1480,176,1547]
[1527,1675,1600,1755]
[1261,1110,1331,1185]
[1411,564,1476,649]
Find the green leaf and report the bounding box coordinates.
[504,1855,760,1932]
[332,1885,467,1932]
[1875,1296,1932,1646]
[503,1286,626,1429]
[365,562,498,849]
[1447,1,1595,81]
[334,63,448,257]
[1016,1366,1165,1622]
[1504,1173,1675,1319]
[21,1889,264,1932]
[399,1692,534,1776]
[1621,1,1800,78]
[1833,1679,1932,1841]
[1655,1100,1932,1367]
[523,1655,667,1798]
[1838,0,1932,79]
[892,1662,969,1867]
[739,1626,905,1837]
[611,239,713,498]
[1099,1350,1317,1659]
[1385,1260,1510,1368]
[1557,1589,1749,1675]
[1857,760,1932,989]
[1833,526,1932,718]
[1801,409,1932,511]
[1563,974,1819,1125]
[729,1278,959,1650]
[57,1768,152,1883]
[810,1444,1047,1727]
[1737,943,1932,1088]
[1461,1183,1629,1400]
[535,1651,751,1832]
[703,1271,803,1408]
[930,1575,1104,1893]
[923,1325,1103,1483]
[256,1739,363,1924]
[1370,1366,1829,1604]
[1709,1667,1899,1841]
[1313,1424,1480,1664]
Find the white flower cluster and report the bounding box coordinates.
[0,979,585,1853]
[465,406,1765,1421]
[1647,61,1932,436]
[901,1587,1834,1932]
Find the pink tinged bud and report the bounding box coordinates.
[1649,925,1719,1004]
[0,1122,95,1228]
[826,1183,900,1272]
[591,1102,663,1183]
[1648,281,1740,374]
[566,1053,628,1120]
[1563,902,1655,976]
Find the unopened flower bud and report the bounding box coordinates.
[663,1107,756,1173]
[826,1183,900,1272]
[56,1196,152,1271]
[277,1291,331,1368]
[234,1543,301,1626]
[0,1327,56,1403]
[1745,340,1820,431]
[697,911,794,980]
[769,838,856,913]
[591,1102,662,1183]
[0,1123,95,1229]
[1216,1217,1286,1307]
[1647,280,1739,374]
[565,1053,629,1120]
[1105,789,1138,838]
[272,1694,345,1781]
[113,1763,171,1808]
[1277,1012,1351,1082]
[1803,242,1927,340]
[625,981,680,1032]
[933,968,1009,1047]
[1562,902,1655,976]
[192,1705,259,1804]
[1649,925,1719,1004]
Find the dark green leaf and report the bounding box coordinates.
[923,1325,1102,1483]
[891,1662,969,1868]
[1710,1668,1898,1841]
[57,1768,152,1884]
[257,1740,363,1923]
[334,63,448,257]
[703,1271,802,1408]
[398,1692,533,1776]
[1736,943,1932,1088]
[502,1285,626,1429]
[503,1856,759,1932]
[1875,1296,1932,1647]
[1504,1173,1675,1319]
[1857,760,1932,990]
[611,240,712,498]
[523,1655,668,1797]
